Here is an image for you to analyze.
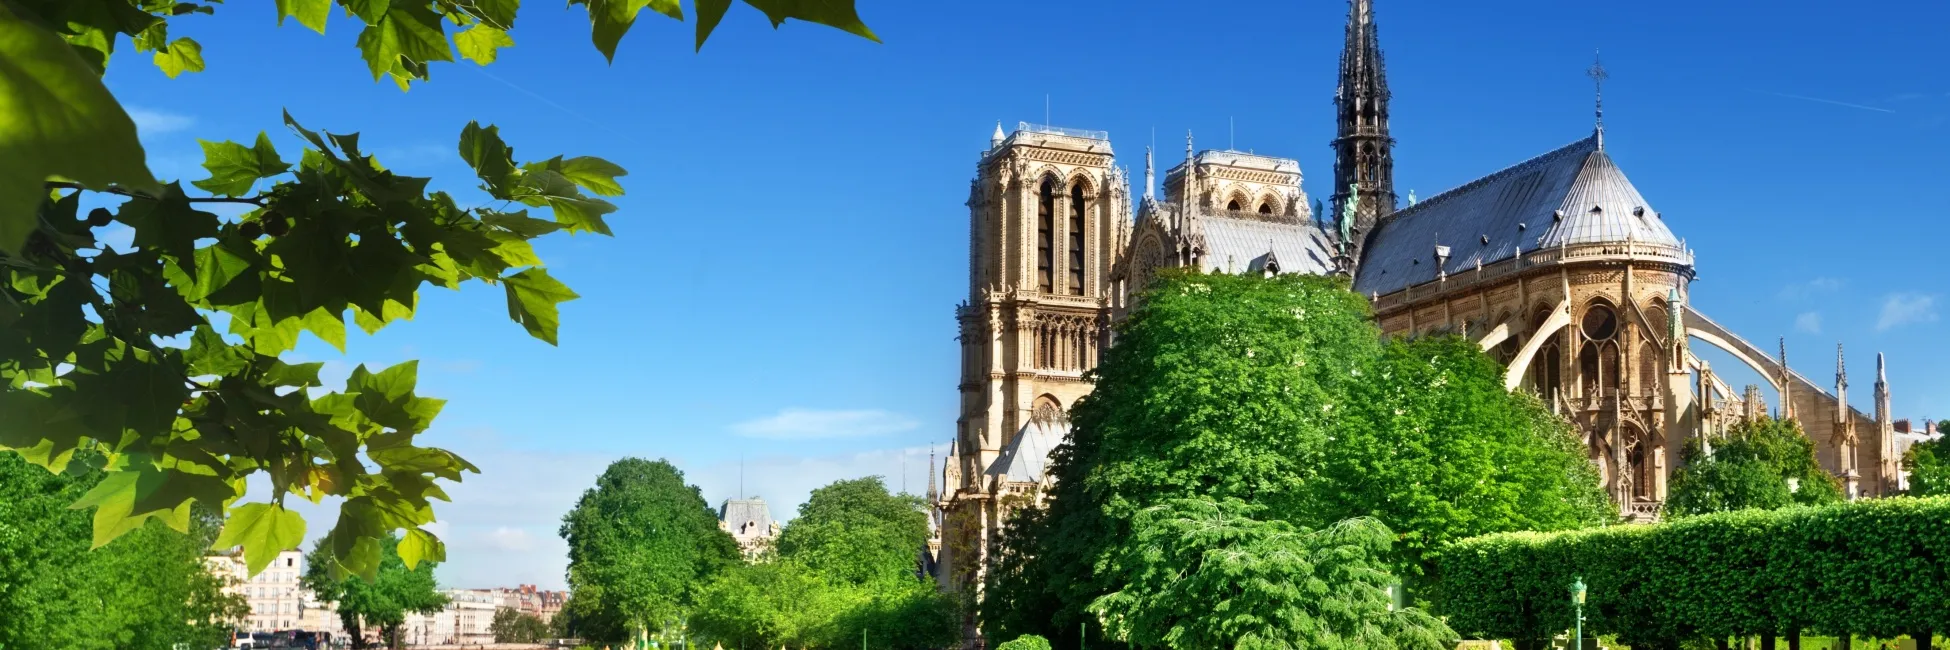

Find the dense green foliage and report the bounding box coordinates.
[0,452,246,650]
[1666,416,1844,517]
[690,477,957,650]
[1313,335,1614,593]
[300,534,448,649]
[981,271,1611,646]
[490,607,552,644]
[994,635,1054,650]
[1904,427,1950,497]
[559,458,741,644]
[1433,497,1950,647]
[0,0,875,576]
[1089,498,1456,650]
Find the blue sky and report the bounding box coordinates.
[101,0,1948,589]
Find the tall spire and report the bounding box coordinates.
[1331,0,1397,266]
[927,445,938,501]
[1835,343,1848,420]
[1143,146,1155,201]
[1181,131,1195,230]
[1586,50,1608,148]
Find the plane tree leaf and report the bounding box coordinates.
[212,503,308,575]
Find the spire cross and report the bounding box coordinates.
[1586,50,1608,142]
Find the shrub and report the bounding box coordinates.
[994,634,1053,650]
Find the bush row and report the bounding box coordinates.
[1431,497,1950,647]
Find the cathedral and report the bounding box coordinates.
[930,0,1924,595]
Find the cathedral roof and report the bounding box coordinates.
[1352,134,1682,297]
[987,418,1068,485]
[719,498,774,536]
[1196,215,1338,276]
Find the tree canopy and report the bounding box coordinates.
[1665,416,1843,517]
[690,476,956,650]
[981,270,1611,646]
[559,457,741,643]
[490,607,552,644]
[0,451,246,650]
[1089,498,1456,650]
[1905,425,1950,497]
[300,533,448,650]
[0,0,876,577]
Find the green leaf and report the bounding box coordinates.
[556,156,627,197]
[340,0,392,24]
[301,307,347,352]
[354,3,453,85]
[0,3,159,254]
[212,503,308,575]
[185,326,249,377]
[569,0,677,63]
[70,470,148,548]
[741,0,878,42]
[190,241,255,301]
[275,0,332,33]
[398,527,446,569]
[458,121,517,197]
[458,0,521,29]
[190,132,290,196]
[454,23,514,65]
[503,268,578,345]
[481,210,561,237]
[694,0,730,50]
[152,37,204,78]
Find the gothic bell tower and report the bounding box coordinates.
[1331,0,1397,265]
[940,122,1128,593]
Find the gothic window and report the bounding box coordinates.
[1038,178,1055,293]
[1258,202,1273,214]
[1031,395,1063,425]
[1069,184,1086,296]
[1581,302,1621,396]
[1530,306,1563,404]
[1624,426,1653,501]
[1227,199,1241,211]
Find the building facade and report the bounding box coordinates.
[934,0,1920,598]
[207,549,309,633]
[719,497,781,557]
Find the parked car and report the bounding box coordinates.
[232,632,253,649]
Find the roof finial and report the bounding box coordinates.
[991,121,1005,148]
[1586,49,1608,149]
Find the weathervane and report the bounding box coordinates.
[1587,50,1608,146]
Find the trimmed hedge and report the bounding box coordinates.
[1432,497,1950,646]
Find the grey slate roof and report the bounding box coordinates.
[986,419,1068,484]
[1352,134,1682,297]
[1197,215,1339,276]
[719,498,774,536]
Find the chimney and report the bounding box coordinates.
[1895,419,1911,434]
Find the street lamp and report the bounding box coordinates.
[1570,577,1587,650]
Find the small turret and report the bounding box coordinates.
[991,121,1005,148]
[1144,146,1155,201]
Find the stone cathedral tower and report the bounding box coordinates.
[938,123,1129,593]
[1330,0,1397,266]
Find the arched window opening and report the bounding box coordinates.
[1031,395,1063,425]
[1227,199,1242,211]
[1625,427,1653,501]
[1258,202,1273,215]
[1639,334,1662,395]
[1038,178,1055,293]
[1582,304,1618,341]
[1069,184,1086,296]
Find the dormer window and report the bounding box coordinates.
[1227,199,1242,211]
[1258,202,1272,214]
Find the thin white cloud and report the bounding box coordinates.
[126,106,196,135]
[485,527,538,553]
[731,408,919,440]
[1877,294,1939,331]
[1794,312,1822,334]
[1756,90,1895,114]
[1778,277,1842,301]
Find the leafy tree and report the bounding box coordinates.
[994,635,1054,650]
[1666,416,1844,517]
[1904,427,1950,497]
[983,271,1608,646]
[775,477,930,587]
[1312,334,1614,596]
[690,560,845,650]
[559,458,741,644]
[1088,498,1456,650]
[691,477,955,650]
[491,607,552,643]
[0,0,876,575]
[299,534,449,650]
[0,451,247,650]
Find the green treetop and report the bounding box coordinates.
[300,533,449,650]
[558,458,741,644]
[1665,415,1844,517]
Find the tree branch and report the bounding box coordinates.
[46,181,267,206]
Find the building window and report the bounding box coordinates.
[1258,202,1273,214]
[1038,178,1055,293]
[1068,184,1085,295]
[1227,199,1241,211]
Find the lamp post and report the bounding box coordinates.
[1571,577,1587,650]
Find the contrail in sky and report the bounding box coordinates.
[1756,90,1896,114]
[467,65,639,143]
